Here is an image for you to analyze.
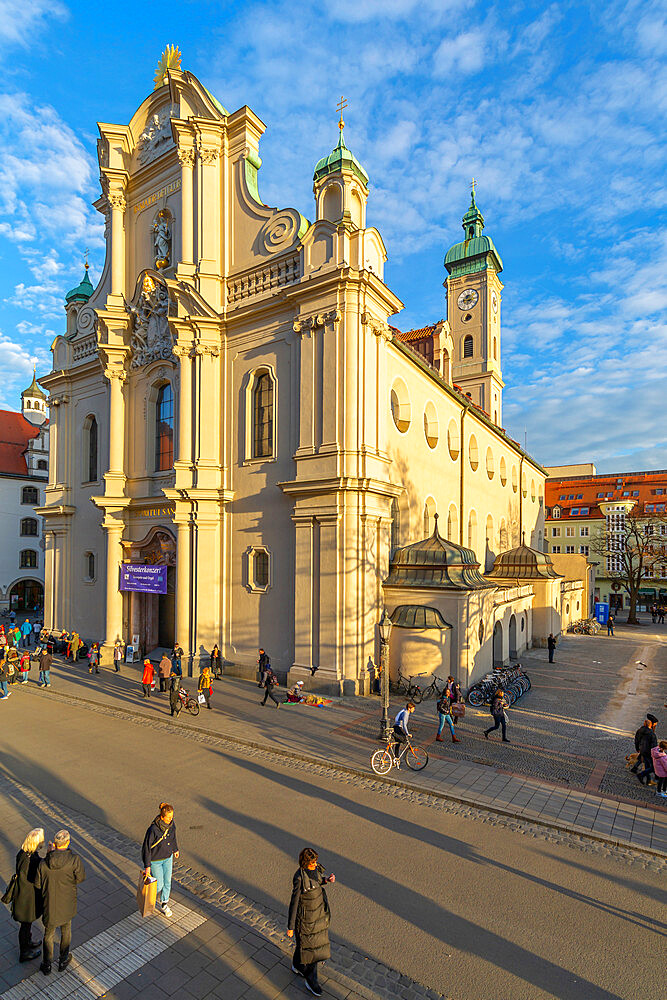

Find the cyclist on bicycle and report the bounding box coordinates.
[393,702,415,755]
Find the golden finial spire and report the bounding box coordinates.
[154,45,182,89]
[336,95,348,131]
[84,247,89,271]
[471,176,477,196]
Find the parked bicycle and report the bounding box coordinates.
[467,663,531,707]
[389,671,424,703]
[370,738,429,774]
[412,674,448,701]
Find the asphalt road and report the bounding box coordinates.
[0,693,664,1000]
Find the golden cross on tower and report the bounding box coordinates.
[84,247,90,270]
[336,95,348,131]
[471,177,477,196]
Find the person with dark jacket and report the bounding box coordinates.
[38,648,53,688]
[169,673,181,716]
[258,648,270,686]
[288,847,335,997]
[11,827,44,962]
[548,633,556,663]
[142,803,179,917]
[632,714,659,785]
[171,644,184,676]
[260,665,280,707]
[435,693,460,743]
[34,830,86,975]
[210,644,222,679]
[484,689,510,742]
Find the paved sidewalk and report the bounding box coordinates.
[0,772,443,1000]
[11,655,667,856]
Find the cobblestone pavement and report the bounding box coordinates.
[0,773,445,1000]
[11,624,667,856]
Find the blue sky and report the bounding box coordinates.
[0,0,665,473]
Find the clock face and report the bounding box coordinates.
[491,290,498,313]
[457,287,478,311]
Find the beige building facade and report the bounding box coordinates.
[39,54,567,692]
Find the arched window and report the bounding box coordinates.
[20,518,38,536]
[253,373,274,459]
[20,549,37,568]
[463,335,473,358]
[88,416,98,482]
[390,498,400,554]
[155,384,174,471]
[84,552,95,581]
[21,486,38,505]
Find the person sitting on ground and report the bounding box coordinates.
[393,702,415,758]
[286,680,305,703]
[651,740,667,798]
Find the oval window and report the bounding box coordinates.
[447,419,460,460]
[499,456,507,486]
[469,434,479,472]
[390,379,411,433]
[486,447,494,480]
[423,402,438,449]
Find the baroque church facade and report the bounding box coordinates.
[39,52,579,692]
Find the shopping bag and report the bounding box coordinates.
[197,693,206,704]
[451,703,465,718]
[136,875,157,917]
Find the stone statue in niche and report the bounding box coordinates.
[153,210,171,269]
[129,273,174,369]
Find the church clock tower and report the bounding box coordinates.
[444,183,504,426]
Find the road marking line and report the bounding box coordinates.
[2,900,206,1000]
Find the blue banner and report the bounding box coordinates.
[120,564,168,594]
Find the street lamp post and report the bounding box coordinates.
[378,608,393,741]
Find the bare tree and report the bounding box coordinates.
[590,510,667,624]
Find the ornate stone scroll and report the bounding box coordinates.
[361,312,392,341]
[293,308,342,336]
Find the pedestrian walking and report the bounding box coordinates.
[607,615,615,636]
[18,651,30,684]
[20,619,32,649]
[141,803,179,917]
[10,827,44,963]
[651,603,657,624]
[6,646,18,684]
[35,829,86,976]
[9,609,16,625]
[210,644,222,679]
[258,648,270,687]
[198,666,213,709]
[484,688,510,743]
[169,673,181,716]
[435,691,461,743]
[32,621,41,644]
[260,665,280,707]
[113,639,123,672]
[632,714,658,785]
[651,740,667,797]
[659,605,666,624]
[287,847,336,997]
[0,654,12,700]
[141,659,154,698]
[548,633,556,663]
[38,648,53,688]
[87,643,100,674]
[158,653,171,693]
[171,643,184,677]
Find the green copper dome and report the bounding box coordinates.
[444,188,502,276]
[65,265,94,304]
[313,129,369,187]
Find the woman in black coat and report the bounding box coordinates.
[287,847,335,997]
[12,828,44,962]
[210,645,222,679]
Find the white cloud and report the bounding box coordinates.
[433,28,490,77]
[0,0,66,47]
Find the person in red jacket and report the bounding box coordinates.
[141,659,154,698]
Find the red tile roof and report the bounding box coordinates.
[395,320,444,343]
[0,410,42,475]
[545,470,667,518]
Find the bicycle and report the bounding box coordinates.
[370,738,429,775]
[176,687,200,716]
[389,671,423,704]
[416,674,448,701]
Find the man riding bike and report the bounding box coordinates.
[393,702,415,757]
